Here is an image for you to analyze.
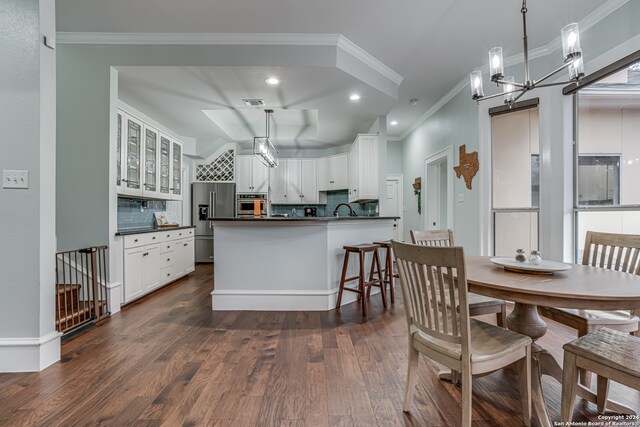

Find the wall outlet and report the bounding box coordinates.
[457,193,464,202]
[3,170,29,189]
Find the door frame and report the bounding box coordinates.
[386,174,404,240]
[424,146,454,231]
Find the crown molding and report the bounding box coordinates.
[56,31,403,87]
[336,36,403,86]
[56,32,342,46]
[401,0,630,142]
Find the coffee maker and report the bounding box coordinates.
[304,207,317,217]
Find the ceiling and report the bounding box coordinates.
[58,0,609,148]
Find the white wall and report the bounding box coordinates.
[0,0,59,372]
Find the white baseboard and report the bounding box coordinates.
[107,281,122,314]
[211,288,381,311]
[0,331,61,372]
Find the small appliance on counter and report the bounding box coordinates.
[237,193,267,217]
[304,207,317,217]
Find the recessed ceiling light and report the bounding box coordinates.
[265,76,280,86]
[349,93,361,101]
[409,98,419,106]
[390,120,398,126]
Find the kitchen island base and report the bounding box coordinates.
[211,218,396,311]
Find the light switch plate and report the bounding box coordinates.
[457,193,464,202]
[3,170,29,189]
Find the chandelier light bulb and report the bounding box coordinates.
[503,76,516,104]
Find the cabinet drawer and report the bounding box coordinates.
[161,242,173,253]
[160,267,174,285]
[161,251,175,269]
[161,228,194,242]
[124,233,161,248]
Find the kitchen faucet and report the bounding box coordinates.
[333,203,357,217]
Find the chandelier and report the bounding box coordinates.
[470,0,584,105]
[253,109,279,168]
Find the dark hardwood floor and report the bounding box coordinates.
[1,264,639,426]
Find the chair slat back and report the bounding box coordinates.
[582,231,640,275]
[392,241,470,352]
[410,229,454,247]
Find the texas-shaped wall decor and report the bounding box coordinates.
[453,144,479,190]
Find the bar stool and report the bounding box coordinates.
[371,240,395,304]
[335,244,386,317]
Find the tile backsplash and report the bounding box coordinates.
[117,198,166,230]
[270,190,378,217]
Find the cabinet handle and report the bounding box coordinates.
[121,179,129,183]
[143,252,149,256]
[183,243,188,246]
[134,239,138,242]
[167,258,170,261]
[152,236,156,240]
[167,273,171,277]
[179,233,182,236]
[330,181,334,183]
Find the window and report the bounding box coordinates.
[573,58,640,261]
[491,105,540,256]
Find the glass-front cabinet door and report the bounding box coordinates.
[143,126,159,198]
[116,111,124,190]
[123,115,143,197]
[159,135,171,198]
[171,141,182,200]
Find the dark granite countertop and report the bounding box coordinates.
[115,225,195,236]
[208,216,399,222]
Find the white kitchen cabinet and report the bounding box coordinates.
[142,125,160,199]
[317,154,347,191]
[269,158,318,204]
[269,160,288,204]
[122,229,195,304]
[170,140,183,200]
[236,155,269,194]
[121,114,144,197]
[116,109,183,201]
[348,134,379,202]
[124,243,160,302]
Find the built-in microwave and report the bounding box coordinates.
[237,193,267,217]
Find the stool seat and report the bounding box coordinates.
[343,243,380,252]
[373,240,392,247]
[336,243,386,317]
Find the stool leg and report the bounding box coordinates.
[596,375,610,413]
[367,251,376,298]
[387,248,395,304]
[359,251,367,317]
[336,251,350,309]
[374,249,387,308]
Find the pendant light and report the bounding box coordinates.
[253,109,279,168]
[470,0,584,105]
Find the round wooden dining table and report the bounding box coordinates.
[464,256,640,427]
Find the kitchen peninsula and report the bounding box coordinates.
[210,217,398,311]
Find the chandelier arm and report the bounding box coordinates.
[533,80,576,89]
[510,87,529,104]
[494,79,527,88]
[474,87,524,103]
[532,61,573,87]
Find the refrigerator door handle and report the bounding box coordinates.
[209,191,216,218]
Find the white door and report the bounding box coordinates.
[317,157,330,192]
[251,158,270,193]
[124,247,144,302]
[235,156,252,193]
[286,159,302,204]
[385,175,403,240]
[142,244,161,291]
[331,154,348,190]
[424,147,453,231]
[269,159,288,204]
[301,159,317,204]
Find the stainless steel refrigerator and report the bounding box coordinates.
[192,182,236,263]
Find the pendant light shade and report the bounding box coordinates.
[568,57,584,80]
[489,47,504,81]
[469,70,484,99]
[253,109,279,168]
[561,23,581,62]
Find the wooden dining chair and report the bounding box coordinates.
[410,229,508,327]
[538,231,640,387]
[392,241,532,427]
